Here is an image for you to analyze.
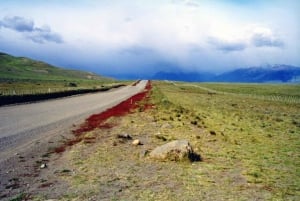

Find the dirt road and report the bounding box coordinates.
[0,80,147,157]
[0,80,147,200]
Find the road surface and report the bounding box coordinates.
[0,80,147,158]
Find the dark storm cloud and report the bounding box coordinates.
[251,33,284,48]
[208,37,246,52]
[0,16,63,44]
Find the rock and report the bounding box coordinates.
[117,133,132,140]
[132,139,142,145]
[149,140,201,162]
[40,163,47,169]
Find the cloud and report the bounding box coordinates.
[119,46,155,56]
[27,27,63,44]
[0,16,34,32]
[0,16,63,44]
[171,0,200,7]
[208,37,247,52]
[251,32,284,48]
[0,0,298,75]
[207,25,285,53]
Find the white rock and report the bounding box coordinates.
[149,140,201,162]
[132,139,141,145]
[40,163,47,169]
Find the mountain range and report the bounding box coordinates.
[151,65,300,83]
[1,52,299,83]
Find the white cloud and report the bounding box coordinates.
[0,0,299,75]
[0,16,63,44]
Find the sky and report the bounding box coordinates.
[0,0,299,77]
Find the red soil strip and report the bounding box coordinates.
[73,80,152,136]
[54,81,153,154]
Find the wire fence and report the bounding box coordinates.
[0,87,93,96]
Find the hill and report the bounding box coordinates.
[0,52,111,82]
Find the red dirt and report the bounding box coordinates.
[53,81,153,154]
[73,80,152,136]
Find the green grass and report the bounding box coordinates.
[177,82,300,103]
[154,81,300,199]
[0,52,123,95]
[196,82,300,97]
[0,52,110,81]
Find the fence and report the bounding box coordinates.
[0,87,93,96]
[0,84,125,106]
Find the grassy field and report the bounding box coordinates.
[180,82,300,104]
[0,52,125,96]
[29,81,299,201]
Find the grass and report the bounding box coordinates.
[153,81,300,199]
[0,52,122,96]
[182,82,300,103]
[0,52,110,81]
[31,81,299,200]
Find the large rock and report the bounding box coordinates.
[149,140,201,162]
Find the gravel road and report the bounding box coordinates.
[0,80,147,200]
[0,80,147,160]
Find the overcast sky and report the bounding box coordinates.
[0,0,299,77]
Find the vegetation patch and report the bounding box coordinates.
[0,52,131,105]
[30,81,299,201]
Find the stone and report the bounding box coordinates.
[149,140,201,162]
[132,139,142,145]
[40,163,47,169]
[117,133,132,140]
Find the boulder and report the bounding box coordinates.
[149,140,201,162]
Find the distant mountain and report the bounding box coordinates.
[152,71,215,82]
[214,65,300,83]
[0,52,111,81]
[150,65,300,83]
